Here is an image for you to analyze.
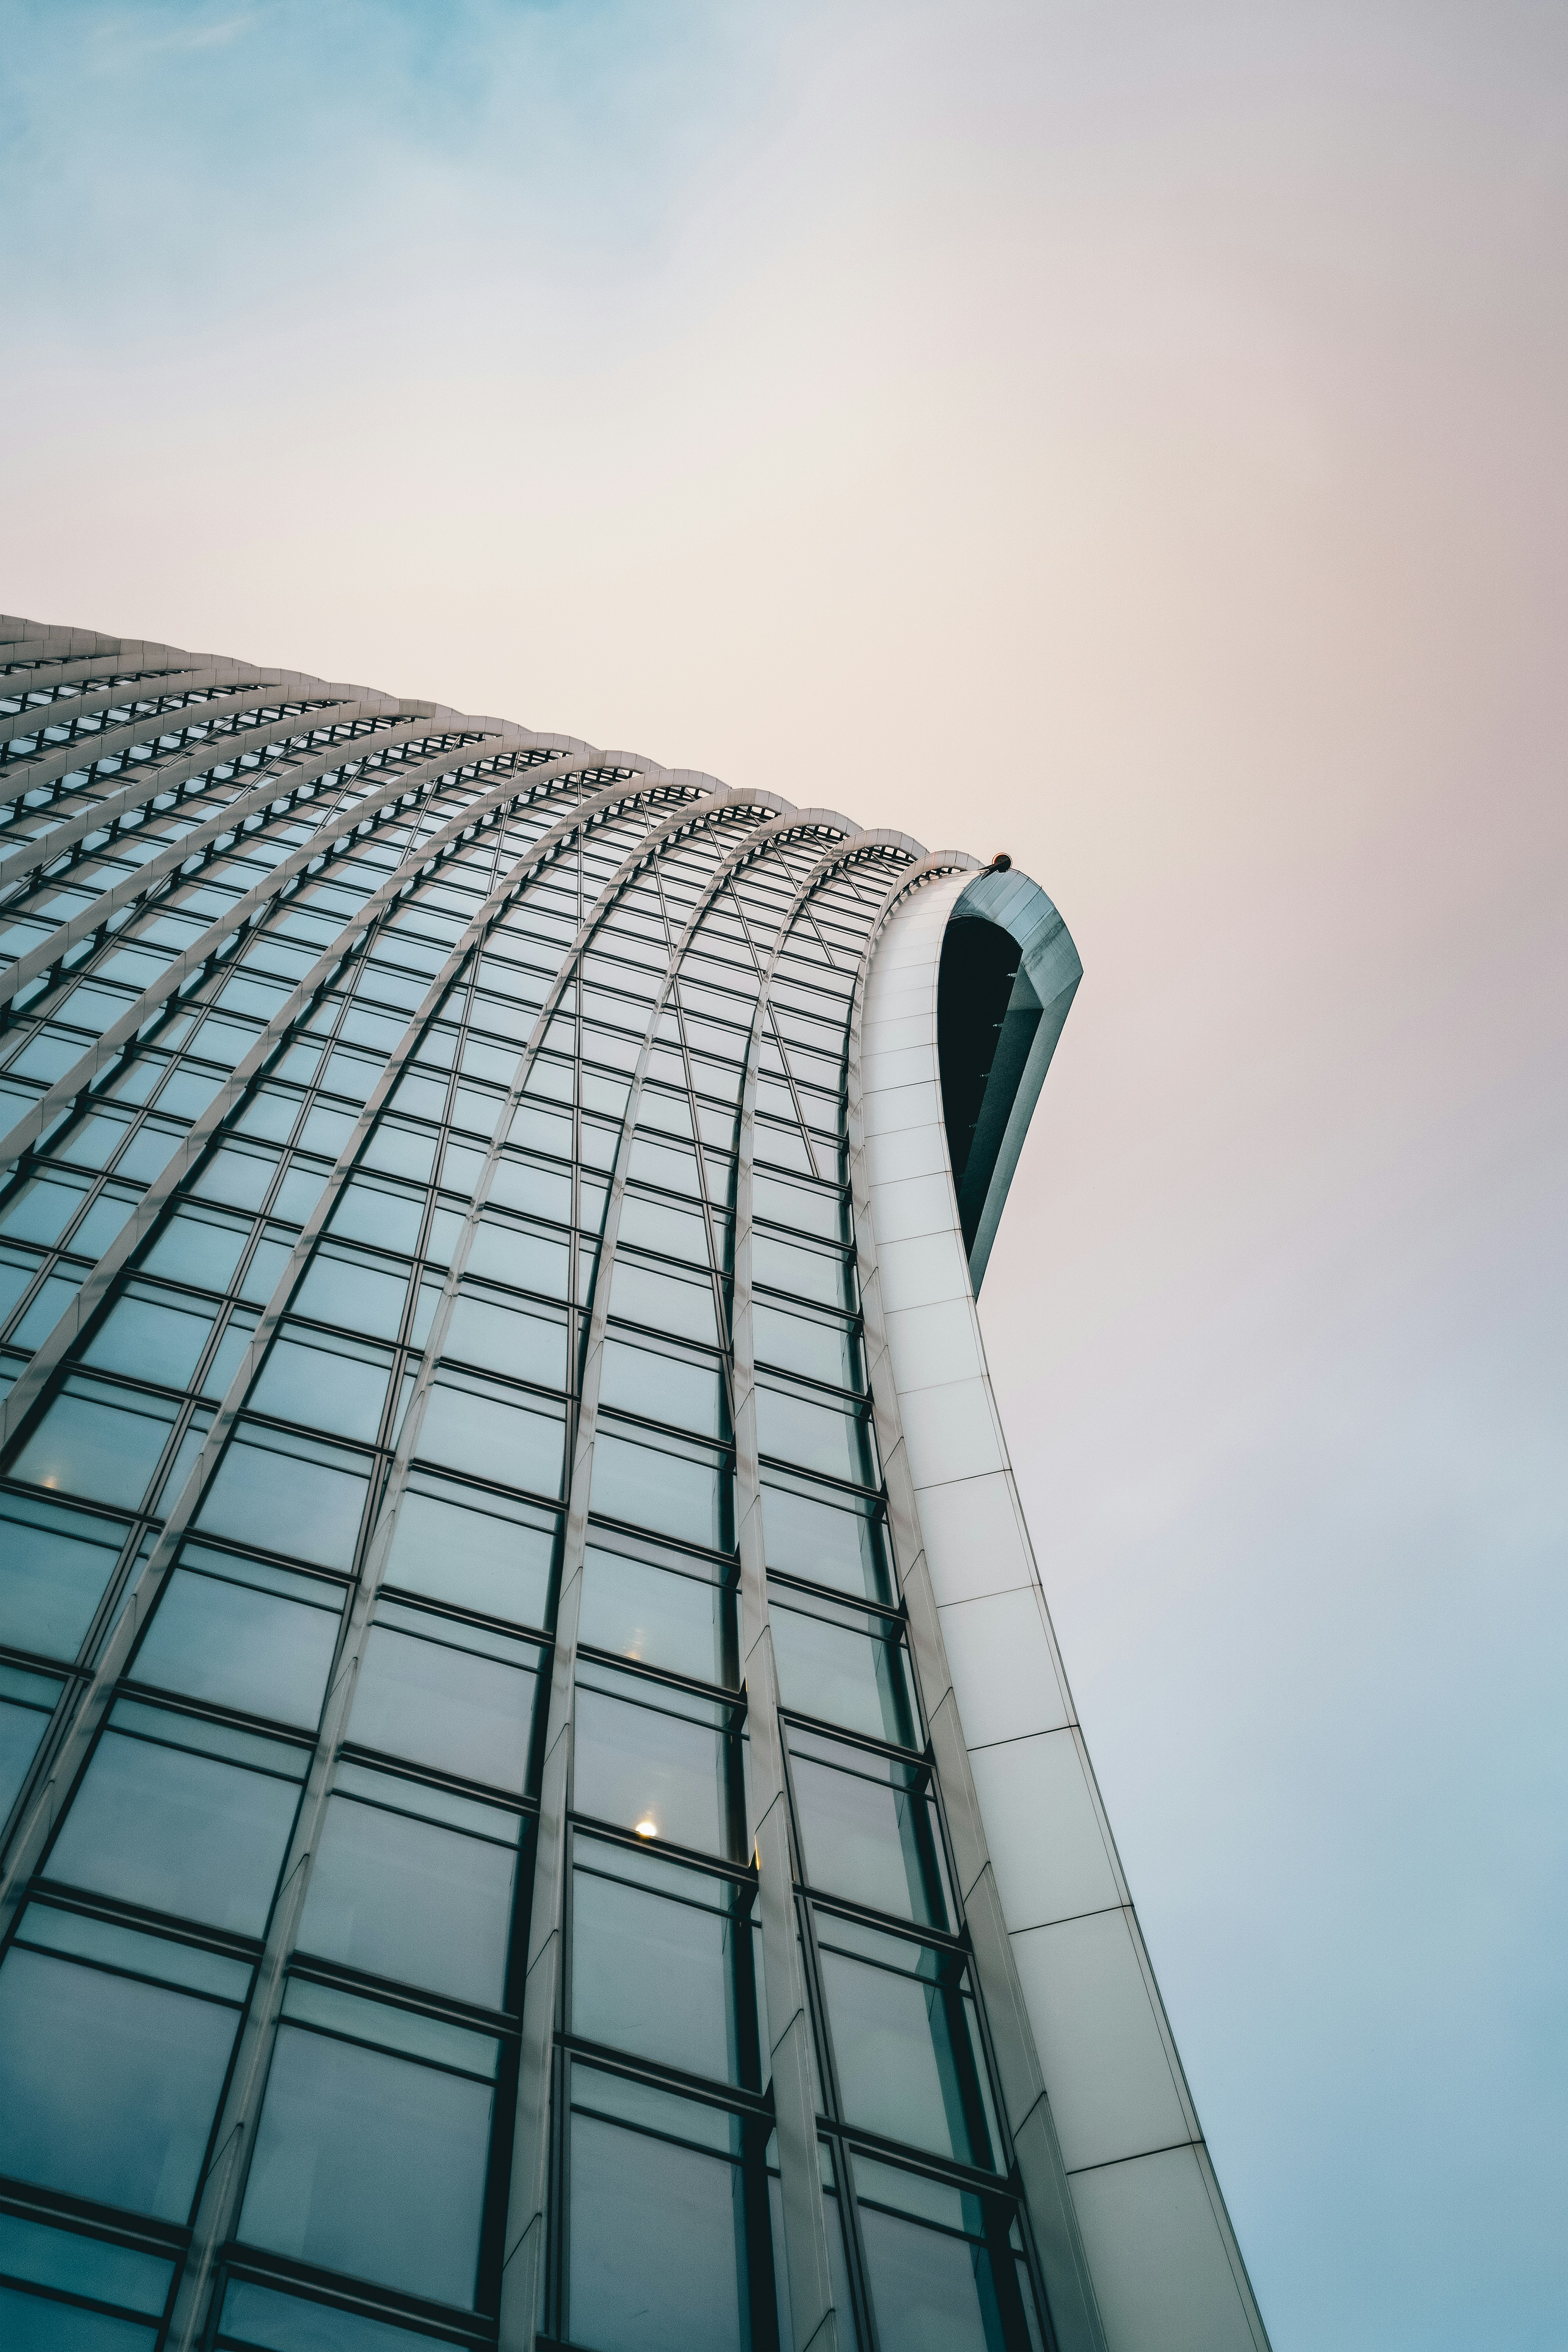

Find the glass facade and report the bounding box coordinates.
[0,619,1071,2352]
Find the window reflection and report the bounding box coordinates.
[789,1726,949,1931]
[131,1548,343,1730]
[567,2065,760,2352]
[574,1663,740,1860]
[770,1590,916,1748]
[0,1907,246,2223]
[579,1541,733,1687]
[45,1700,306,1937]
[298,1770,523,2010]
[347,1602,542,1793]
[817,1914,998,2172]
[241,1993,495,2308]
[570,1835,756,2088]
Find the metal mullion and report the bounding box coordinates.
[149,791,768,2352]
[0,726,524,1062]
[841,862,1104,2352]
[496,813,869,2348]
[0,779,705,1451]
[0,655,197,701]
[0,690,277,794]
[0,696,393,887]
[0,716,490,968]
[0,667,283,748]
[732,829,940,2352]
[0,793,740,1984]
[5,693,399,833]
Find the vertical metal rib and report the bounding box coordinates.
[160,786,788,2352]
[0,738,638,1167]
[727,825,936,2352]
[0,775,739,1912]
[842,863,1111,2352]
[0,765,697,1456]
[495,807,886,2347]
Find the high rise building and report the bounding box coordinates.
[0,613,1269,2352]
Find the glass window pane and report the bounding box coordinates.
[348,1623,538,1792]
[607,1259,718,1345]
[249,1328,392,1444]
[292,1247,410,1341]
[0,2283,156,2350]
[198,1307,260,1403]
[818,1928,992,2168]
[568,2112,746,2352]
[617,1196,710,1266]
[443,1289,568,1389]
[761,1477,888,1602]
[463,1218,569,1296]
[416,1375,565,1495]
[0,1492,126,1659]
[790,1740,947,1930]
[755,1383,875,1487]
[382,1473,554,1628]
[579,1546,729,1685]
[132,1561,341,1730]
[752,1303,861,1392]
[752,1234,850,1311]
[197,1426,369,1571]
[0,1946,238,2222]
[240,2027,492,2307]
[570,1844,746,2085]
[0,1677,58,1822]
[0,1173,91,1248]
[487,1156,573,1223]
[600,1337,723,1437]
[329,1177,424,1254]
[218,2278,452,2351]
[238,1228,297,1307]
[45,1726,301,1937]
[753,1174,844,1243]
[140,1206,250,1294]
[10,1379,178,1510]
[82,1288,215,1388]
[297,1794,519,2009]
[591,1426,728,1551]
[857,2205,1007,2352]
[573,1685,732,1857]
[770,1598,916,1748]
[0,2208,172,2316]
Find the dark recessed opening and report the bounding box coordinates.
[936,918,1030,1256]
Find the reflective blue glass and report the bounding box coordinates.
[240,2026,492,2307]
[9,1378,178,1510]
[347,1615,540,1792]
[0,1944,240,2220]
[218,2278,451,2351]
[197,1427,369,1570]
[568,2095,748,2352]
[46,1719,303,1936]
[131,1556,342,1729]
[381,1471,554,1627]
[0,1492,126,1658]
[297,1791,520,2007]
[0,2284,156,2350]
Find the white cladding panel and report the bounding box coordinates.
[859,876,1268,2352]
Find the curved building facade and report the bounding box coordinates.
[0,614,1268,2352]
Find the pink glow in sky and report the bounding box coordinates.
[6,4,1567,2343]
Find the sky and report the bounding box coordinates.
[4,2,1566,2343]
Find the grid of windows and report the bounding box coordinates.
[0,623,1056,2352]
